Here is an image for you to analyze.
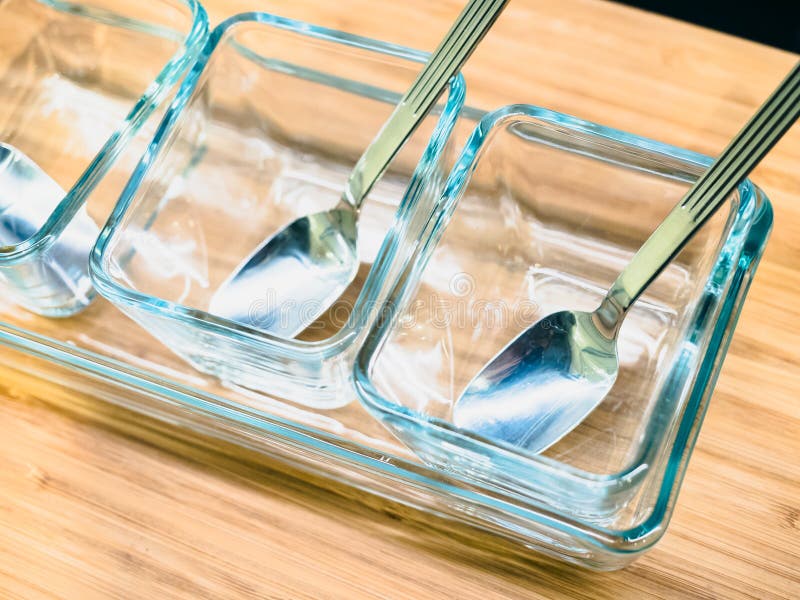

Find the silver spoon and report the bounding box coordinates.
[0,142,99,313]
[210,0,509,338]
[454,61,800,453]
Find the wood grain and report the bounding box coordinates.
[1,0,799,598]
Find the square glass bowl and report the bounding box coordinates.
[90,13,464,408]
[0,0,208,317]
[354,105,772,524]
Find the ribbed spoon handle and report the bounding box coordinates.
[601,61,800,324]
[343,0,509,209]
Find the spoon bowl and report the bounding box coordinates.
[0,142,98,314]
[454,310,618,452]
[209,206,357,337]
[210,0,509,337]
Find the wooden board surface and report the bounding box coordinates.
[1,0,799,597]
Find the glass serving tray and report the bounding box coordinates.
[0,119,771,573]
[0,14,772,571]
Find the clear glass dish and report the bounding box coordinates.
[0,0,208,317]
[0,96,770,572]
[89,13,465,408]
[355,104,772,527]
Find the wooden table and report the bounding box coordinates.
[1,0,798,597]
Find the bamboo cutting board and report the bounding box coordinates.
[1,0,798,598]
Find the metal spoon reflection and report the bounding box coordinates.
[0,142,98,314]
[455,61,800,454]
[210,0,510,338]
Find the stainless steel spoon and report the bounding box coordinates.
[210,0,509,338]
[454,61,800,453]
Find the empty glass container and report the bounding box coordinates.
[0,0,208,316]
[90,13,464,408]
